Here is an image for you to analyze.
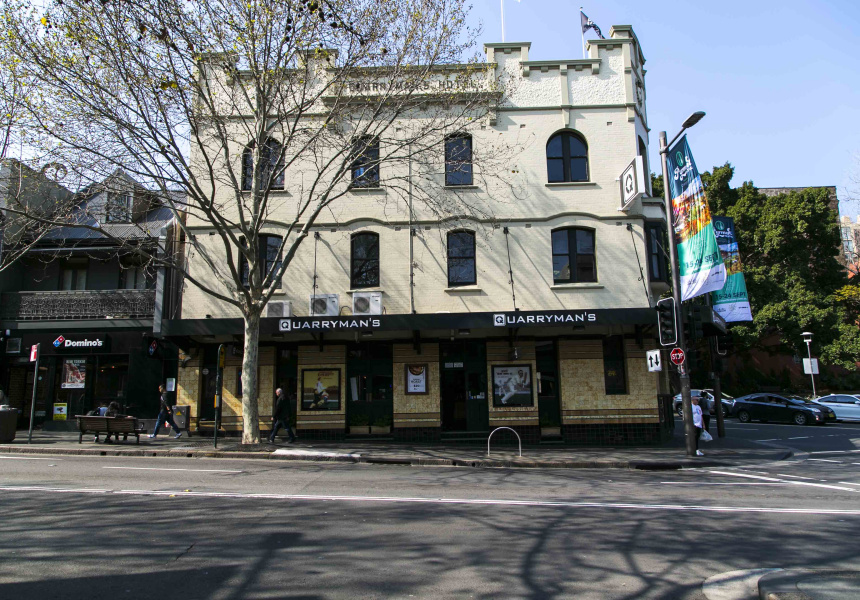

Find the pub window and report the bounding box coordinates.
[60,259,88,291]
[546,131,589,183]
[603,336,627,395]
[351,232,379,288]
[239,234,283,287]
[105,192,132,223]
[551,228,596,284]
[638,136,651,195]
[241,138,285,191]
[447,230,476,286]
[645,222,668,282]
[445,134,473,186]
[350,136,380,188]
[119,258,154,290]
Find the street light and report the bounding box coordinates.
[801,331,816,397]
[659,110,706,458]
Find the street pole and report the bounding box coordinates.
[660,131,696,457]
[804,338,816,397]
[27,343,40,444]
[214,343,225,448]
[710,337,725,439]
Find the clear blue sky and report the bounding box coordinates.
[468,0,860,216]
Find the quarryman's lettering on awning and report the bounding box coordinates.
[280,318,381,332]
[492,312,596,327]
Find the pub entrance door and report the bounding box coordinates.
[439,341,488,432]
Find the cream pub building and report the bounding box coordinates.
[164,26,675,445]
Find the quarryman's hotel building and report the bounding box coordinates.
[165,26,679,445]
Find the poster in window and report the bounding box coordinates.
[405,364,428,395]
[492,365,533,407]
[301,369,341,410]
[61,359,87,389]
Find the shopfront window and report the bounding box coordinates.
[603,336,627,395]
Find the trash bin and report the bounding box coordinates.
[0,406,17,443]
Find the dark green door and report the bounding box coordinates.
[346,343,393,428]
[440,341,488,432]
[536,340,561,428]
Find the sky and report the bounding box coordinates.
[467,0,860,216]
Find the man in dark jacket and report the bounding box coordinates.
[268,387,296,443]
[149,384,182,439]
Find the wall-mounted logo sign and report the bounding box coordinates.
[53,335,65,348]
[618,156,646,211]
[53,335,104,349]
[493,311,597,327]
[279,317,381,332]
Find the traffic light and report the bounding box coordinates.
[656,297,677,346]
[687,305,705,342]
[715,333,733,356]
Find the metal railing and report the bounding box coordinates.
[0,289,156,320]
[487,427,522,457]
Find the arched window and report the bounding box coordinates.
[350,136,380,188]
[445,134,473,186]
[241,138,285,191]
[447,230,476,286]
[638,136,650,194]
[546,131,589,183]
[351,232,380,288]
[551,228,596,283]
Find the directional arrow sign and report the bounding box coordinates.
[646,349,662,372]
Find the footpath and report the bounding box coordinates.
[0,427,789,469]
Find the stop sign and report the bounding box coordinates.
[670,348,685,365]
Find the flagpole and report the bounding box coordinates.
[580,7,586,58]
[501,0,506,42]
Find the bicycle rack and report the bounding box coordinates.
[487,427,522,457]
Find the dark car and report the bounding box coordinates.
[732,393,837,426]
[674,389,735,418]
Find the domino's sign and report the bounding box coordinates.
[52,334,105,349]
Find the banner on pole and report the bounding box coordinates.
[711,216,753,322]
[666,136,726,300]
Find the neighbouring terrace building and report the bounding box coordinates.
[165,26,680,445]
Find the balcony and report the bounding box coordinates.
[0,289,156,321]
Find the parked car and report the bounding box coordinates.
[811,394,860,422]
[674,390,736,418]
[732,393,837,426]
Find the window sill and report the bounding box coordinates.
[347,288,384,294]
[445,285,483,293]
[444,185,479,190]
[550,283,604,290]
[545,182,597,188]
[348,186,385,193]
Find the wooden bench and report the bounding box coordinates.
[76,416,144,444]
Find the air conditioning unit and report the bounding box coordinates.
[265,300,292,318]
[309,294,339,316]
[5,338,22,354]
[352,291,382,316]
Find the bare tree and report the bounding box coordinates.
[2,0,522,442]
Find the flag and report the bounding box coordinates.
[665,136,726,301]
[580,11,605,39]
[710,216,754,322]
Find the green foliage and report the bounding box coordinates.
[700,164,860,369]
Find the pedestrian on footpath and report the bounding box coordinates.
[691,396,704,456]
[268,387,296,444]
[700,394,711,432]
[149,384,182,439]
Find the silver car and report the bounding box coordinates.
[674,389,735,418]
[812,394,860,422]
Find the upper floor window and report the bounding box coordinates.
[546,131,588,183]
[445,134,473,186]
[447,231,476,286]
[350,137,380,188]
[351,232,379,288]
[239,234,283,287]
[638,136,651,195]
[119,258,154,290]
[105,193,132,223]
[645,222,668,282]
[60,259,88,291]
[551,228,596,284]
[241,138,285,191]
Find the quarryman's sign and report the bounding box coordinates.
[274,308,648,334]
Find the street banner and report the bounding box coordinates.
[711,216,753,322]
[666,136,726,300]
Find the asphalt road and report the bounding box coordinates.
[1,420,858,600]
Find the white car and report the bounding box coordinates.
[813,395,860,422]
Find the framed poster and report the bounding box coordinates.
[61,358,87,389]
[492,364,533,407]
[301,369,341,411]
[405,364,429,395]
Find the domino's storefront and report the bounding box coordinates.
[2,330,168,430]
[167,307,675,446]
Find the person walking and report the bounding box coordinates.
[268,387,296,444]
[700,394,711,432]
[149,384,182,439]
[691,396,704,456]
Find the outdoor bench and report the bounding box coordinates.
[75,415,144,444]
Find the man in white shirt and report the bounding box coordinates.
[691,396,704,456]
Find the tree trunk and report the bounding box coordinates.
[241,310,261,444]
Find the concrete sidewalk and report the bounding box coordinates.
[757,569,860,600]
[0,428,790,469]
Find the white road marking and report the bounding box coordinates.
[755,439,780,442]
[708,470,860,493]
[0,456,63,461]
[775,473,817,480]
[809,450,860,454]
[808,459,843,463]
[2,485,860,516]
[102,467,243,473]
[788,437,809,440]
[660,482,787,486]
[838,482,860,487]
